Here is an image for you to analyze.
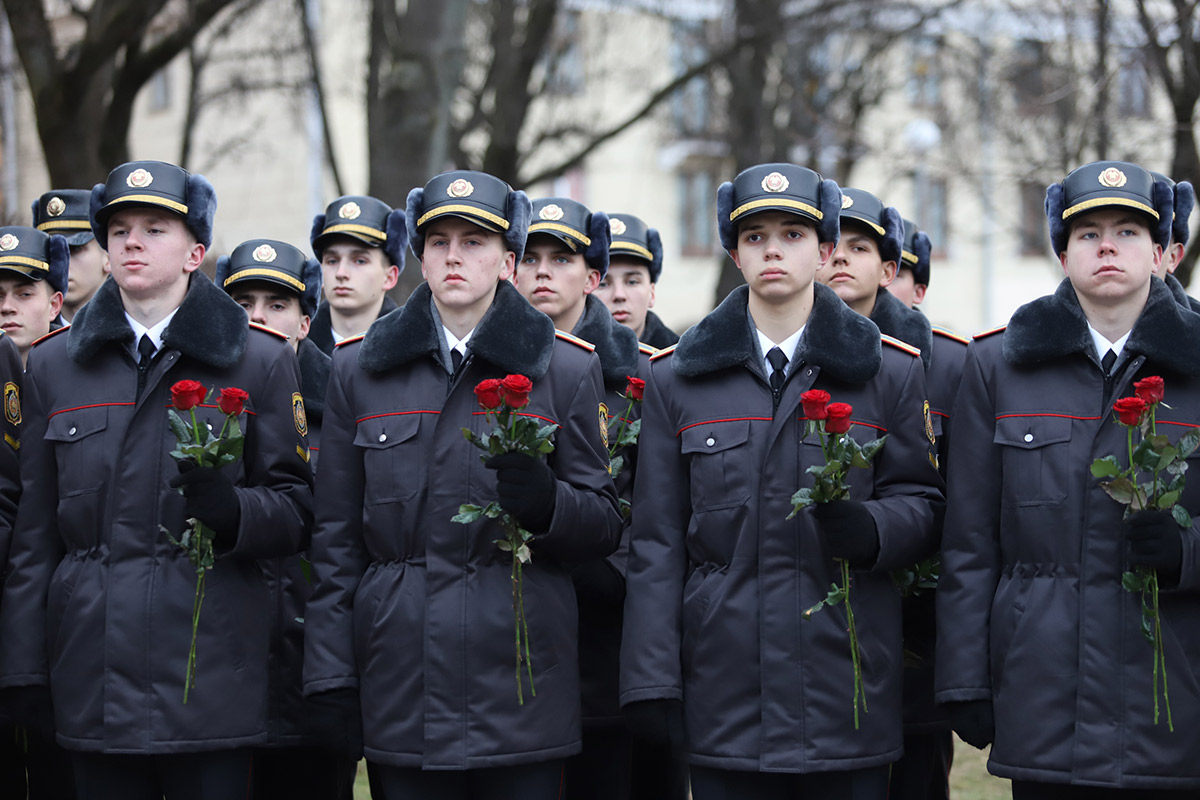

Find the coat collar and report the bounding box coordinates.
[640,310,679,349]
[1163,273,1200,314]
[672,282,881,384]
[67,270,248,368]
[358,280,556,378]
[298,337,331,421]
[572,294,639,388]
[308,295,399,354]
[870,288,932,368]
[1004,277,1200,375]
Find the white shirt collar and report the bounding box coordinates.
[756,326,804,376]
[1087,322,1130,362]
[125,307,179,358]
[444,325,474,356]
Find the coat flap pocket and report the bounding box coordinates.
[680,419,751,455]
[354,413,422,450]
[46,406,108,442]
[993,414,1071,450]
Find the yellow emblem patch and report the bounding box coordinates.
[599,402,609,448]
[923,400,935,445]
[293,392,308,438]
[4,381,19,426]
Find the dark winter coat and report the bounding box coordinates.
[307,296,399,355]
[0,333,21,575]
[0,272,313,754]
[303,280,622,769]
[640,310,679,350]
[936,277,1200,789]
[620,282,944,772]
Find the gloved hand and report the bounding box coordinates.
[623,699,685,748]
[485,452,557,533]
[1125,509,1184,584]
[0,685,55,738]
[947,699,994,749]
[812,500,880,565]
[306,688,364,757]
[169,460,241,545]
[571,559,625,612]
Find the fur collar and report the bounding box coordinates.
[67,270,247,368]
[572,294,639,388]
[870,288,932,368]
[640,310,680,349]
[298,337,331,421]
[308,295,399,354]
[672,282,881,383]
[358,280,556,378]
[1004,277,1200,375]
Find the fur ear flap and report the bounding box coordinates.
[716,181,736,253]
[505,190,531,263]
[879,206,904,265]
[214,255,232,289]
[1174,181,1194,246]
[383,208,408,275]
[1045,182,1066,255]
[405,188,425,260]
[647,227,663,282]
[29,199,38,226]
[818,179,842,245]
[301,257,322,317]
[185,173,216,249]
[47,234,70,295]
[89,183,108,250]
[586,211,611,277]
[309,214,326,256]
[1153,179,1174,250]
[913,231,932,286]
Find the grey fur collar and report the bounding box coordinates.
[640,310,679,349]
[308,295,399,355]
[298,337,331,421]
[572,294,639,388]
[358,280,556,378]
[67,270,247,368]
[672,282,882,384]
[1004,277,1200,375]
[870,288,932,368]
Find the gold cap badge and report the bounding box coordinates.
[0,234,18,252]
[610,218,627,236]
[126,168,153,189]
[761,171,789,193]
[338,202,361,220]
[46,197,66,217]
[447,178,474,199]
[1098,167,1127,188]
[252,244,278,263]
[841,194,854,209]
[539,204,564,221]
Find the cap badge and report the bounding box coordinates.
[252,244,278,263]
[126,168,153,189]
[1098,167,1127,188]
[0,234,18,252]
[761,171,789,193]
[841,194,854,209]
[539,204,565,221]
[610,218,627,236]
[338,202,361,220]
[447,178,475,199]
[46,197,66,217]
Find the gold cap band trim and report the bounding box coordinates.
[1062,196,1158,221]
[901,249,919,265]
[528,221,591,246]
[417,204,510,230]
[843,215,886,236]
[610,242,653,261]
[0,256,49,272]
[321,223,386,241]
[36,220,91,232]
[730,197,822,222]
[224,268,306,292]
[103,194,188,215]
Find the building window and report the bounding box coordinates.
[148,68,171,112]
[907,36,941,108]
[1011,39,1045,114]
[545,11,584,95]
[670,20,713,137]
[678,169,716,257]
[1019,181,1048,256]
[913,175,948,254]
[1117,48,1150,119]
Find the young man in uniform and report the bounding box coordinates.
[937,161,1200,797]
[0,160,314,800]
[307,195,404,354]
[303,170,621,800]
[33,190,109,323]
[593,214,679,348]
[0,226,67,365]
[886,219,929,309]
[620,164,943,799]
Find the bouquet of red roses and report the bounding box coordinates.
[606,376,644,517]
[162,379,248,703]
[452,374,557,704]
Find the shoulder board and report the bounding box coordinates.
[973,325,1007,340]
[248,321,289,341]
[880,333,921,358]
[555,330,595,352]
[32,325,69,347]
[931,325,969,345]
[638,342,658,356]
[334,333,366,348]
[649,344,677,362]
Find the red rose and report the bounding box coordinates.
[217,387,249,416]
[801,389,831,421]
[170,380,206,411]
[501,374,533,409]
[1113,396,1148,426]
[475,379,504,410]
[825,402,854,434]
[625,376,645,402]
[1134,376,1165,406]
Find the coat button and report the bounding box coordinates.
[68,426,76,436]
[706,437,715,447]
[1024,433,1034,442]
[379,433,387,443]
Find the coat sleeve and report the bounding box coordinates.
[934,343,1001,703]
[303,352,368,694]
[0,336,21,572]
[226,343,314,560]
[864,353,946,572]
[619,360,688,705]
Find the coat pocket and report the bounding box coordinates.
[45,406,109,497]
[354,414,423,505]
[994,415,1072,507]
[680,420,752,511]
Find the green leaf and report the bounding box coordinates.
[1090,455,1121,478]
[168,410,192,443]
[609,454,625,480]
[482,501,506,519]
[496,539,513,552]
[451,504,484,524]
[515,544,532,564]
[1155,490,1181,509]
[1100,476,1136,505]
[300,556,313,584]
[1122,571,1145,592]
[825,584,846,605]
[1175,427,1200,459]
[1172,504,1193,528]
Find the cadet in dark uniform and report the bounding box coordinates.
[303,170,621,800]
[307,195,405,354]
[0,160,314,800]
[594,214,679,348]
[620,164,944,800]
[0,227,68,366]
[937,161,1200,796]
[32,190,109,323]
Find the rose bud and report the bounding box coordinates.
[1134,376,1165,406]
[217,387,250,416]
[500,374,533,409]
[1113,396,1148,426]
[475,378,504,410]
[801,389,831,421]
[170,380,207,412]
[625,377,645,402]
[825,402,854,434]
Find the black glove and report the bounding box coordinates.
[0,685,55,738]
[812,500,880,565]
[947,699,994,749]
[485,452,557,533]
[571,559,625,612]
[306,688,364,757]
[623,699,684,749]
[1125,509,1184,584]
[169,460,241,544]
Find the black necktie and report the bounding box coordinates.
[1101,349,1117,376]
[136,335,155,399]
[767,346,788,393]
[451,348,463,374]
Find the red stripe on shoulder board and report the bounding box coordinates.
[335,333,366,348]
[650,344,677,362]
[249,321,288,340]
[555,330,596,352]
[880,334,921,357]
[974,325,1006,340]
[32,325,70,347]
[677,416,772,435]
[932,326,969,345]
